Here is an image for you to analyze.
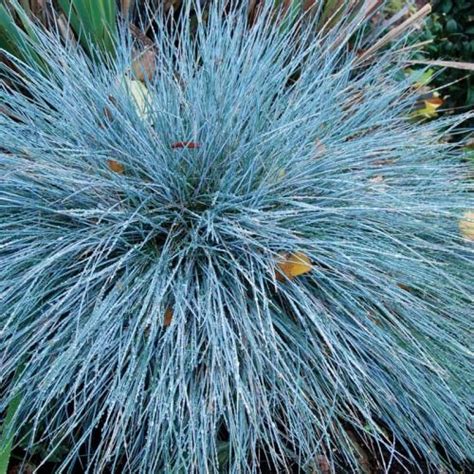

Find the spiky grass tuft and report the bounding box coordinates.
[1,2,473,472]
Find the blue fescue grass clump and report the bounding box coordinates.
[0,2,473,472]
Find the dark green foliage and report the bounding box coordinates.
[421,0,474,118]
[0,0,117,64]
[0,392,21,474]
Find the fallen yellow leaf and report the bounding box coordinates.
[127,78,149,119]
[115,77,151,122]
[277,168,286,180]
[276,252,312,281]
[107,159,124,174]
[412,95,444,119]
[459,211,474,241]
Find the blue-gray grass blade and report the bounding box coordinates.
[0,1,473,472]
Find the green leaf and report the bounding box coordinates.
[0,393,22,474]
[57,0,118,59]
[439,0,453,14]
[406,68,435,87]
[277,0,304,35]
[0,1,45,69]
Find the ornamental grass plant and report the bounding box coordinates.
[0,1,473,472]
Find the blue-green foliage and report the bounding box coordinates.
[0,2,473,472]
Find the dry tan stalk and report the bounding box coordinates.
[57,13,76,45]
[407,60,474,72]
[121,0,134,17]
[358,4,431,63]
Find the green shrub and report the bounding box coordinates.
[421,0,474,119]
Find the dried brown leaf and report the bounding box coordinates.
[107,159,125,174]
[164,308,173,327]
